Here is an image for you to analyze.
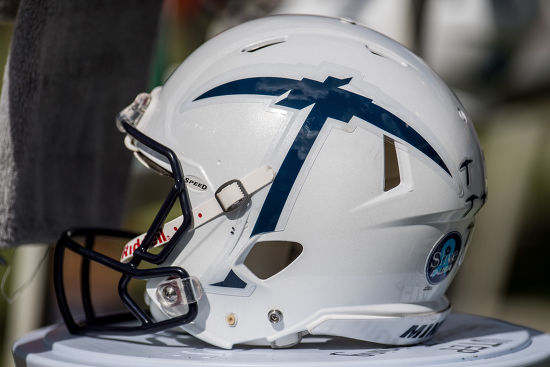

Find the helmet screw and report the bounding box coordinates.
[268,309,283,324]
[161,284,178,304]
[226,313,237,327]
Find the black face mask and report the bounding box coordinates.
[54,96,198,335]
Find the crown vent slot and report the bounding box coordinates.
[242,38,286,53]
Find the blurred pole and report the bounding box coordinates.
[1,244,48,367]
[450,107,546,318]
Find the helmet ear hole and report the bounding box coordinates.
[244,241,303,280]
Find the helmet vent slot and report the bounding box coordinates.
[365,44,409,67]
[242,38,286,53]
[244,241,302,280]
[384,136,401,191]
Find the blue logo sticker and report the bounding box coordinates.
[195,76,450,237]
[426,232,462,284]
[196,75,451,289]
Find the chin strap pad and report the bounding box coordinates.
[120,166,275,263]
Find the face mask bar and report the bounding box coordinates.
[54,229,198,334]
[53,101,198,334]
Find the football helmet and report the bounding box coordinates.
[54,15,486,349]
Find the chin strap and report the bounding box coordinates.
[120,166,275,263]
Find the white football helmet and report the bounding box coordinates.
[54,15,486,349]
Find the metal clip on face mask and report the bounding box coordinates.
[54,95,199,335]
[156,277,203,317]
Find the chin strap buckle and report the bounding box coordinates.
[189,165,275,228]
[215,179,248,212]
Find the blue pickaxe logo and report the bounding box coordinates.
[196,76,449,234]
[195,76,449,288]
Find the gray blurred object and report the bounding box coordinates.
[0,0,163,248]
[272,0,550,117]
[274,0,418,50]
[421,0,548,117]
[0,0,18,22]
[208,0,419,48]
[205,0,281,38]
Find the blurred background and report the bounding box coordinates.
[0,0,549,365]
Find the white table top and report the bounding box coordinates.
[12,313,550,367]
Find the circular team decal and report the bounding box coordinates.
[426,232,462,285]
